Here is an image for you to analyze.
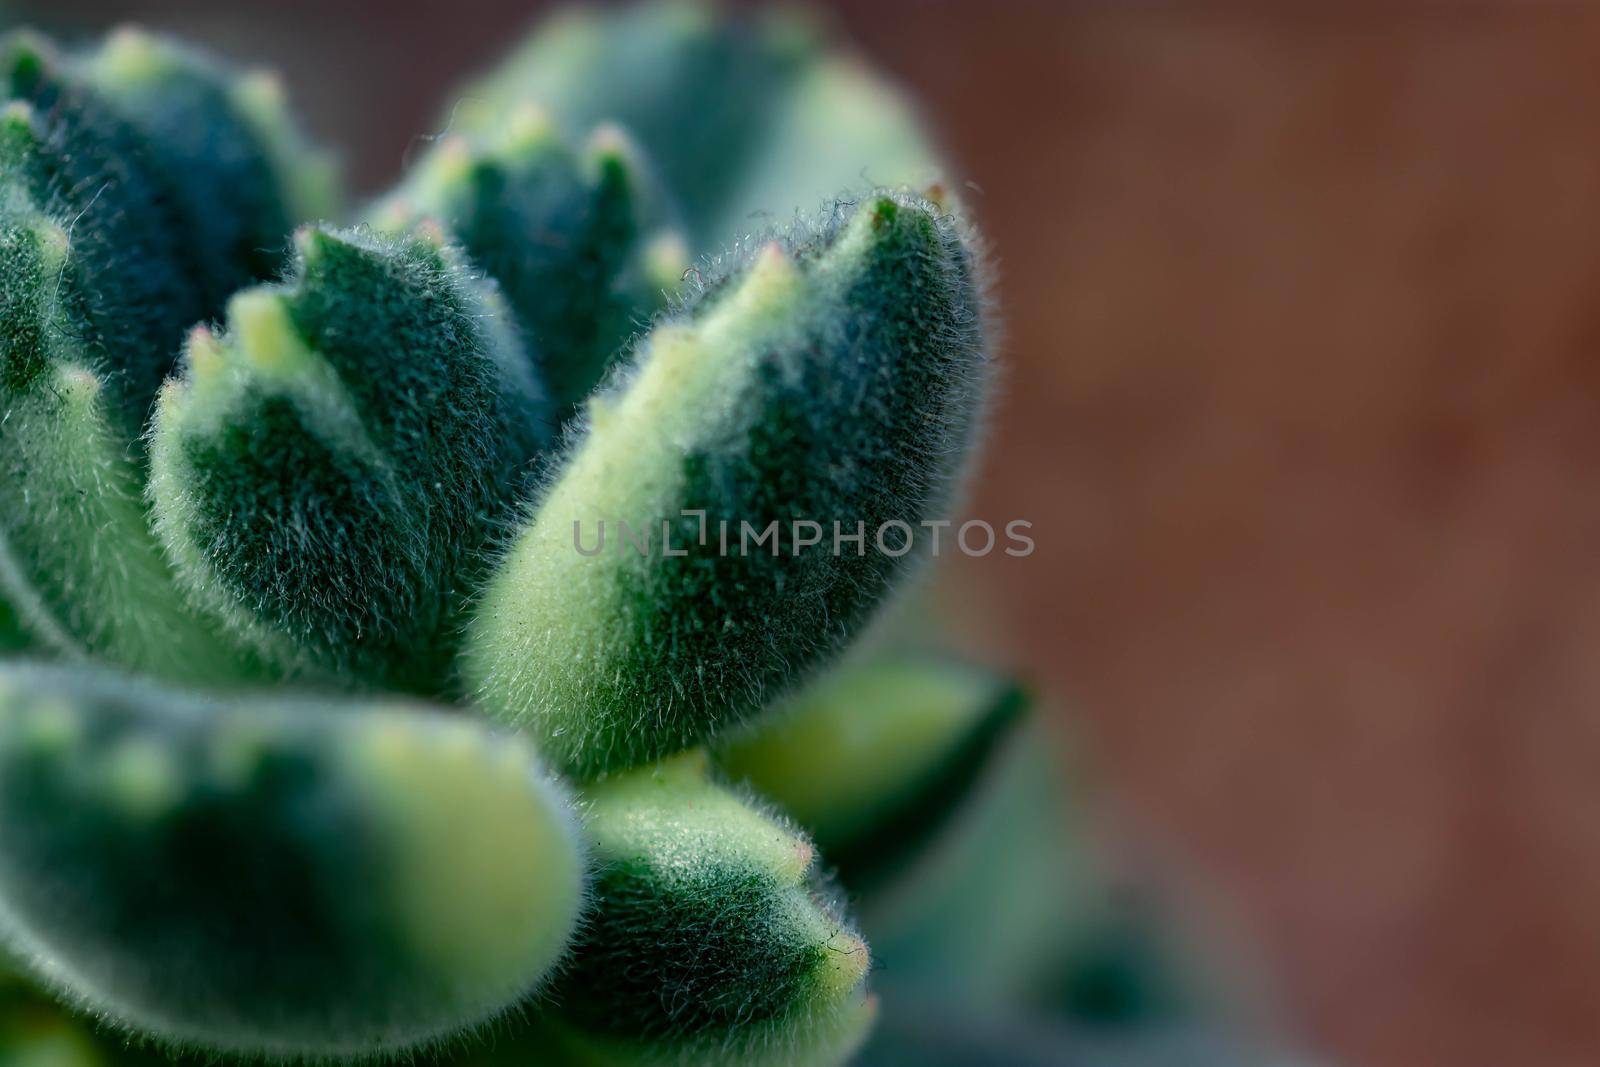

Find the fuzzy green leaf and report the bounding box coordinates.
[0,27,333,426]
[0,29,334,685]
[2,30,211,422]
[81,27,338,305]
[0,187,248,684]
[547,752,874,1067]
[707,49,935,251]
[455,0,841,246]
[148,226,550,691]
[465,191,989,775]
[377,111,686,415]
[0,662,585,1059]
[715,655,1028,889]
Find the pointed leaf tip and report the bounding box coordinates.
[465,192,990,776]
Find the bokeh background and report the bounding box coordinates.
[17,2,1600,1065]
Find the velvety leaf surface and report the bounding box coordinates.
[0,662,585,1059]
[467,191,989,775]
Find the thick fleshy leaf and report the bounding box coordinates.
[0,662,585,1059]
[81,26,337,308]
[455,0,855,247]
[707,50,934,250]
[0,29,333,685]
[547,752,874,1067]
[2,30,211,422]
[715,655,1028,888]
[0,186,246,684]
[377,110,686,415]
[465,191,989,775]
[148,226,550,691]
[0,27,332,427]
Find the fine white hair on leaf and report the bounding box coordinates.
[0,660,587,1062]
[147,226,553,694]
[465,189,993,778]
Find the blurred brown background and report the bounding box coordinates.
[23,1,1600,1064]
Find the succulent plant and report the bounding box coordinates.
[0,7,1371,1066]
[0,2,1061,1064]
